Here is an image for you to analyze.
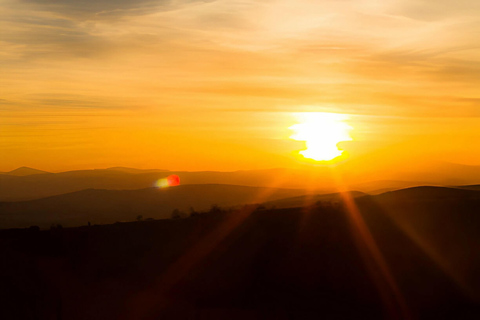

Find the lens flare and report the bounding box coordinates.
[290,112,352,162]
[155,175,180,188]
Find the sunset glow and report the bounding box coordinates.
[2,1,480,318]
[290,113,352,162]
[1,0,480,172]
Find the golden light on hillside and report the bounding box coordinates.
[290,112,352,162]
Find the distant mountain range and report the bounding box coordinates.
[0,167,313,201]
[1,162,480,201]
[1,167,50,176]
[105,167,170,174]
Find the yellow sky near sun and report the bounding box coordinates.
[1,0,480,171]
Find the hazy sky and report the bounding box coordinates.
[1,0,480,171]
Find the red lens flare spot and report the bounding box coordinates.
[155,175,181,188]
[167,174,180,186]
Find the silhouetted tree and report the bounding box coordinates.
[171,209,182,220]
[136,215,143,221]
[189,206,200,217]
[209,204,222,214]
[50,224,63,230]
[28,225,40,233]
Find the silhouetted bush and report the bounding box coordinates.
[171,209,182,220]
[50,224,63,230]
[189,207,200,217]
[28,225,40,233]
[209,204,222,214]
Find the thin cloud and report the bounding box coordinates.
[1,0,480,169]
[19,0,215,19]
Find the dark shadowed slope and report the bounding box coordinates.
[1,196,480,319]
[262,191,366,209]
[264,186,480,209]
[0,184,309,229]
[2,185,480,230]
[362,186,480,304]
[457,184,480,191]
[350,180,436,194]
[373,186,480,201]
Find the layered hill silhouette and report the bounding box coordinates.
[0,168,312,201]
[374,185,480,201]
[2,166,50,176]
[105,167,170,174]
[2,185,480,231]
[1,162,480,201]
[1,186,480,319]
[0,184,309,229]
[458,184,480,191]
[262,190,366,208]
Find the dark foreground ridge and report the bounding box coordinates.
[1,193,480,319]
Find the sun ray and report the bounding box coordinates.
[375,204,476,299]
[124,171,293,318]
[329,168,411,319]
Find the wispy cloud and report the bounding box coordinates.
[19,0,215,19]
[1,0,480,169]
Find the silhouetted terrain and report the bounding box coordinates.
[262,190,366,208]
[1,186,480,319]
[1,162,479,201]
[106,167,170,174]
[350,180,436,194]
[0,168,313,201]
[2,167,50,177]
[0,184,308,229]
[458,184,480,191]
[2,185,480,230]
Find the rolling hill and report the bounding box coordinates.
[1,162,480,201]
[262,190,366,209]
[0,184,309,229]
[457,184,480,191]
[372,186,480,201]
[1,186,480,319]
[2,184,480,231]
[0,168,321,201]
[3,167,50,176]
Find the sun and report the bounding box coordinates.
[289,112,353,162]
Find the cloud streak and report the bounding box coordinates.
[20,0,214,19]
[1,0,480,169]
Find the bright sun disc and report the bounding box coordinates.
[289,112,353,161]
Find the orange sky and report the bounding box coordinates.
[1,0,480,172]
